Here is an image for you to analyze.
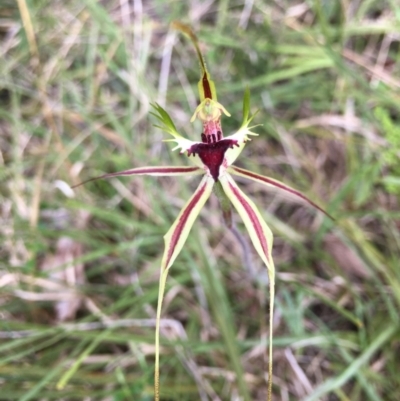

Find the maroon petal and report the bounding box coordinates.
[155,175,214,400]
[229,166,334,220]
[72,166,202,188]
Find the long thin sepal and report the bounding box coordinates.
[150,103,202,157]
[219,173,275,401]
[72,166,202,188]
[228,166,334,220]
[172,21,217,101]
[224,89,259,166]
[155,175,214,401]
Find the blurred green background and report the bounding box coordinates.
[1,0,400,400]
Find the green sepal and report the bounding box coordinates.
[172,21,218,101]
[150,103,183,138]
[240,87,259,130]
[242,87,250,124]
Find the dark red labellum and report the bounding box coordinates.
[188,139,238,181]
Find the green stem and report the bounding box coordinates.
[196,230,252,401]
[214,180,232,228]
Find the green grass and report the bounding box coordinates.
[1,0,400,400]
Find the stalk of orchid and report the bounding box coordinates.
[74,23,332,401]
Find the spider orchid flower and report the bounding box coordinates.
[74,24,331,401]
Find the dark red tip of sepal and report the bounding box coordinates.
[202,73,212,99]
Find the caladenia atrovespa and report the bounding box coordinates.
[74,23,332,401]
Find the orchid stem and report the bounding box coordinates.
[213,180,232,228]
[230,224,257,281]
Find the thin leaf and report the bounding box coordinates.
[229,166,334,220]
[72,166,202,188]
[219,173,275,401]
[304,324,397,401]
[155,175,214,401]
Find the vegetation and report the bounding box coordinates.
[1,1,400,400]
